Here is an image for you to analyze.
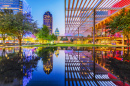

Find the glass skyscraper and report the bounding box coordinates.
[43,11,53,34]
[0,0,31,15]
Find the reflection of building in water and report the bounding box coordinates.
[55,50,59,58]
[23,48,37,62]
[65,48,129,86]
[22,48,38,86]
[43,53,53,75]
[23,66,32,86]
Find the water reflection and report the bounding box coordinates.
[0,47,129,86]
[0,47,40,86]
[65,47,129,86]
[36,47,57,75]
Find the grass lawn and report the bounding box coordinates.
[23,43,128,47]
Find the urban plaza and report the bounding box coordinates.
[0,0,130,86]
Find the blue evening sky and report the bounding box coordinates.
[26,0,65,35]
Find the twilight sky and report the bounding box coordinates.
[26,0,65,35]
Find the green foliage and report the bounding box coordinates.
[106,8,130,46]
[60,37,63,41]
[70,38,73,42]
[49,33,57,41]
[0,9,13,33]
[62,36,68,41]
[36,25,49,40]
[36,26,57,43]
[0,9,14,44]
[0,10,37,46]
[106,8,130,35]
[87,35,91,37]
[11,12,35,36]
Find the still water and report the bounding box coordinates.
[0,47,130,86]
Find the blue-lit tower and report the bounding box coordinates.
[0,0,31,15]
[55,28,59,36]
[43,11,53,34]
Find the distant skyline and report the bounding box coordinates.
[26,0,65,35]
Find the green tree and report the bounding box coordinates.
[60,37,63,41]
[0,9,13,45]
[65,36,68,40]
[49,34,57,41]
[87,35,91,37]
[70,38,73,42]
[10,12,36,46]
[36,25,49,43]
[106,8,130,46]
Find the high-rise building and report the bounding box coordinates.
[55,28,59,36]
[0,0,31,15]
[43,11,53,34]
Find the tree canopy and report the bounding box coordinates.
[36,25,49,40]
[106,8,130,46]
[36,25,57,43]
[0,9,14,44]
[0,10,37,46]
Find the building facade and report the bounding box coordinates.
[0,0,31,14]
[55,28,59,36]
[43,11,53,34]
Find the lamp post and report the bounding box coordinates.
[93,9,95,45]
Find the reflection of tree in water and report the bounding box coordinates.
[55,50,59,58]
[106,58,130,84]
[0,47,40,86]
[37,47,57,75]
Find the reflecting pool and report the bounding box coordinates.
[0,47,130,86]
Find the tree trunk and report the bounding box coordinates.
[2,34,6,45]
[14,36,15,43]
[19,38,22,46]
[127,36,129,55]
[2,48,5,58]
[3,38,5,45]
[19,47,22,53]
[18,37,22,46]
[18,47,22,57]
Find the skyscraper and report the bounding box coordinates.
[43,11,53,34]
[0,0,31,15]
[55,28,59,36]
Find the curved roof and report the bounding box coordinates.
[23,32,36,38]
[55,28,59,32]
[74,34,84,37]
[44,11,52,16]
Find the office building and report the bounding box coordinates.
[43,11,53,34]
[55,28,59,36]
[0,0,31,15]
